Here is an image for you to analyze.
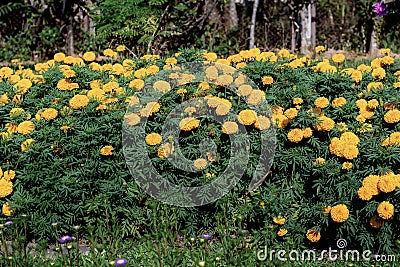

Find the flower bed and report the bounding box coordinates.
[0,47,399,255]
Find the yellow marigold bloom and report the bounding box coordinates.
[380,48,391,54]
[222,121,239,134]
[2,170,15,181]
[378,174,397,193]
[372,67,386,79]
[0,179,13,198]
[362,175,380,193]
[306,229,321,243]
[287,128,303,143]
[198,82,210,91]
[145,133,162,146]
[179,117,200,131]
[323,206,331,215]
[358,186,373,201]
[370,215,384,229]
[384,109,400,124]
[203,52,218,62]
[302,128,312,138]
[277,229,288,237]
[62,69,76,78]
[153,80,171,92]
[128,79,144,90]
[165,57,177,66]
[54,52,66,62]
[2,202,13,216]
[331,97,346,108]
[357,64,372,72]
[237,84,253,96]
[87,89,106,101]
[314,116,335,131]
[124,113,141,126]
[277,49,291,58]
[377,201,394,219]
[332,53,345,64]
[341,145,358,160]
[83,52,96,62]
[69,95,89,109]
[17,121,34,135]
[262,76,274,85]
[21,138,33,152]
[274,114,289,129]
[367,99,379,109]
[146,65,159,76]
[14,78,32,94]
[100,145,114,156]
[273,216,285,225]
[5,123,18,134]
[10,107,25,118]
[342,162,353,170]
[157,143,174,158]
[254,115,271,130]
[235,62,246,69]
[293,97,303,105]
[238,109,257,125]
[103,48,117,58]
[215,102,231,116]
[193,158,208,170]
[330,204,349,223]
[340,132,359,146]
[41,108,58,120]
[284,108,298,120]
[216,74,233,86]
[393,82,400,88]
[116,45,126,52]
[314,97,329,108]
[315,46,325,53]
[60,126,72,132]
[351,70,362,82]
[0,94,9,105]
[247,90,265,106]
[314,157,325,166]
[381,55,394,65]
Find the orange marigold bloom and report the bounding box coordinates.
[193,158,208,170]
[145,133,162,146]
[100,145,114,156]
[377,201,394,219]
[306,229,321,242]
[330,204,349,223]
[17,121,34,135]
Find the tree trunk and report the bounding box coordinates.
[249,0,259,49]
[223,0,238,30]
[311,0,316,47]
[67,14,74,55]
[300,2,312,54]
[369,29,378,57]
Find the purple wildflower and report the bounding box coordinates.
[60,235,71,243]
[201,234,211,239]
[115,258,128,266]
[51,222,58,226]
[4,221,13,227]
[372,1,387,17]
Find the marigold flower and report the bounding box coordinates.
[306,229,321,242]
[124,114,141,126]
[100,145,114,156]
[82,51,96,62]
[377,201,394,219]
[2,202,13,216]
[21,139,34,151]
[153,80,171,92]
[330,204,349,223]
[277,229,288,237]
[293,97,303,105]
[145,133,162,146]
[2,170,15,181]
[247,90,265,106]
[342,162,353,170]
[273,216,285,225]
[237,84,253,96]
[262,76,274,85]
[332,97,346,108]
[69,95,89,109]
[157,143,174,158]
[314,97,329,108]
[332,53,345,64]
[17,121,34,135]
[0,179,13,198]
[222,121,239,134]
[372,67,386,79]
[314,157,325,166]
[370,215,384,229]
[358,186,373,201]
[179,117,200,131]
[302,128,313,138]
[384,109,400,124]
[284,108,298,120]
[254,115,271,130]
[238,109,257,125]
[287,128,303,143]
[314,116,335,131]
[378,174,397,193]
[315,46,325,53]
[54,52,66,62]
[193,158,208,170]
[41,108,58,120]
